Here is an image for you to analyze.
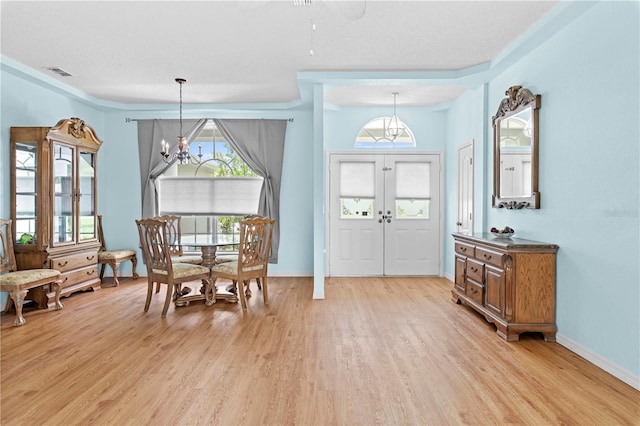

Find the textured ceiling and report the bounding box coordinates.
[0,1,559,107]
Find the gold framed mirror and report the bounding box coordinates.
[492,85,541,209]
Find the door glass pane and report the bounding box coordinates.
[340,198,374,219]
[53,144,74,243]
[396,199,430,219]
[15,142,38,244]
[79,151,95,240]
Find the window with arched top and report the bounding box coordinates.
[355,117,416,148]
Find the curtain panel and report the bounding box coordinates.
[137,119,207,218]
[214,119,288,263]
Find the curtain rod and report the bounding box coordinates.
[124,117,294,123]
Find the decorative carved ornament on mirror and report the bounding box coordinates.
[492,85,541,209]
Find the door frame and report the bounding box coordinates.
[457,140,474,234]
[325,150,444,277]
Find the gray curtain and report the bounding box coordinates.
[137,119,207,218]
[214,119,288,263]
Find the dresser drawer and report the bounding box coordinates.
[60,265,99,288]
[51,251,99,272]
[455,242,475,257]
[475,247,504,268]
[465,280,484,305]
[466,258,484,282]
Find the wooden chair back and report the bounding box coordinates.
[238,216,274,275]
[0,218,18,273]
[97,215,107,252]
[153,215,183,256]
[98,214,107,251]
[136,218,173,276]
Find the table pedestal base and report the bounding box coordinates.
[174,280,238,308]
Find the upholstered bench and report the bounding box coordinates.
[1,219,64,326]
[1,270,64,326]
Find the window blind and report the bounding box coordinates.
[340,162,375,198]
[395,162,430,199]
[157,176,263,216]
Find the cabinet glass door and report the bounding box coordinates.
[53,143,75,244]
[78,150,96,241]
[14,142,38,245]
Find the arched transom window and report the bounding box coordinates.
[355,117,416,148]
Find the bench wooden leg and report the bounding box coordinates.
[110,262,121,286]
[53,281,64,311]
[9,289,28,326]
[131,257,139,279]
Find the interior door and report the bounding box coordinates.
[457,142,474,233]
[328,153,441,276]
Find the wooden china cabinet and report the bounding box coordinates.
[10,118,103,308]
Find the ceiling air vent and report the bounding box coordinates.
[46,67,72,77]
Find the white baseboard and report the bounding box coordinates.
[556,333,640,391]
[440,275,639,390]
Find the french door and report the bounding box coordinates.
[328,153,441,276]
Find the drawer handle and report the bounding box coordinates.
[63,277,68,283]
[87,270,95,276]
[58,261,68,267]
[471,288,478,294]
[460,247,467,252]
[87,255,95,261]
[483,254,492,260]
[470,266,478,273]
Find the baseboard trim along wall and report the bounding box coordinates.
[442,277,639,391]
[556,333,640,391]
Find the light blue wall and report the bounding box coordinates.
[445,1,639,380]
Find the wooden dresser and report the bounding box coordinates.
[452,233,558,342]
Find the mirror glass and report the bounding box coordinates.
[499,107,532,198]
[492,86,540,209]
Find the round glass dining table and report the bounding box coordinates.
[173,237,239,307]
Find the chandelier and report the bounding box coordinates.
[385,92,405,139]
[160,78,202,165]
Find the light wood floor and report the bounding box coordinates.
[1,276,638,425]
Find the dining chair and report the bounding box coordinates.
[154,215,202,265]
[210,216,275,310]
[97,215,139,286]
[0,219,63,326]
[135,218,212,316]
